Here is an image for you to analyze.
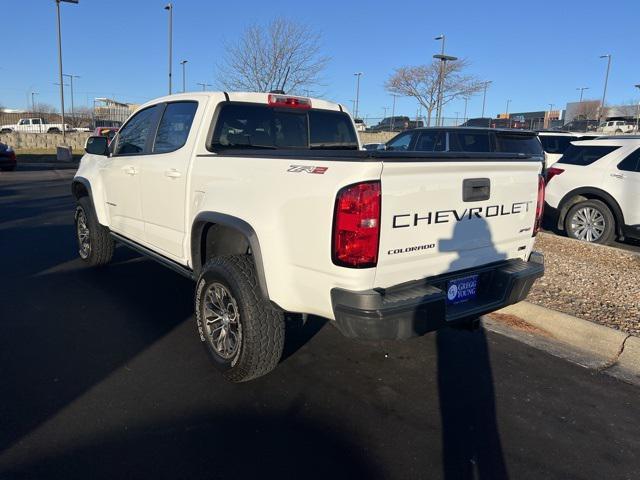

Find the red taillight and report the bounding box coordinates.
[332,181,381,268]
[533,175,545,236]
[545,166,564,183]
[267,94,312,110]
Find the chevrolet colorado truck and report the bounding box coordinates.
[73,92,544,382]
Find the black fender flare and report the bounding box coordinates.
[191,212,270,300]
[557,187,626,236]
[71,176,93,201]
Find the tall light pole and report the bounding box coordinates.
[31,92,39,113]
[481,81,491,118]
[599,54,612,123]
[463,96,469,124]
[390,94,399,132]
[353,72,363,120]
[180,60,188,93]
[577,86,589,102]
[505,99,511,128]
[434,35,445,126]
[165,3,173,95]
[433,54,458,126]
[55,0,78,142]
[548,103,554,128]
[63,73,79,124]
[635,84,640,133]
[197,82,212,91]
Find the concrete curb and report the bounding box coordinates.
[486,301,640,386]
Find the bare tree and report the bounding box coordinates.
[385,59,484,126]
[217,18,330,94]
[573,100,600,120]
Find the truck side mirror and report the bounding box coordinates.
[85,136,109,156]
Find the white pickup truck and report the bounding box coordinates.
[73,92,544,382]
[0,117,71,134]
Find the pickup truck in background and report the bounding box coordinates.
[0,117,72,134]
[600,120,636,135]
[73,92,544,382]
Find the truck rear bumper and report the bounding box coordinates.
[331,255,544,340]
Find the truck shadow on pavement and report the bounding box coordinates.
[435,218,509,480]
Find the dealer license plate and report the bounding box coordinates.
[446,274,479,305]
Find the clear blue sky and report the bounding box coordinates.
[2,0,640,121]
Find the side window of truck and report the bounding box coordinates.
[114,105,160,156]
[414,131,445,152]
[386,132,413,151]
[449,132,490,153]
[153,101,198,153]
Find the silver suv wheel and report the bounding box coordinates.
[569,206,605,242]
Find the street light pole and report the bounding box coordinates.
[481,81,491,118]
[433,53,458,127]
[180,60,188,92]
[599,54,612,123]
[55,0,66,141]
[434,35,445,126]
[197,82,212,91]
[31,92,39,113]
[505,99,511,128]
[390,94,398,132]
[463,96,469,124]
[165,3,173,95]
[353,72,363,120]
[577,86,589,102]
[63,73,79,125]
[548,103,554,128]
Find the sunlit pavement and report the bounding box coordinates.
[1,169,639,480]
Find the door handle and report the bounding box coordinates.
[122,166,137,176]
[165,169,182,179]
[610,173,625,179]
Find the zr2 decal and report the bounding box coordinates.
[287,165,328,174]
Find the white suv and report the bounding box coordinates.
[544,137,640,244]
[537,131,600,166]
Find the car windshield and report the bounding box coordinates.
[211,104,358,150]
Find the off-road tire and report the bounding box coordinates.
[565,199,615,244]
[195,255,285,383]
[75,196,114,266]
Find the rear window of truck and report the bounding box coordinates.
[210,103,358,150]
[494,133,544,156]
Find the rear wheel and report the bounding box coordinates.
[75,196,114,266]
[565,199,615,244]
[195,255,284,382]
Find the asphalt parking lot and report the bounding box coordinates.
[1,168,640,480]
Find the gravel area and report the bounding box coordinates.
[529,232,640,336]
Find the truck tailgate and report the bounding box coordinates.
[375,160,541,288]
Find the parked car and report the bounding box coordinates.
[561,119,599,132]
[544,136,640,244]
[353,118,367,132]
[93,127,119,143]
[368,116,412,132]
[362,142,386,151]
[537,131,581,166]
[73,91,544,382]
[0,117,72,134]
[0,142,16,171]
[600,120,636,135]
[385,127,544,163]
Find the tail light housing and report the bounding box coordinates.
[268,94,312,110]
[533,175,545,236]
[332,181,381,268]
[545,166,564,183]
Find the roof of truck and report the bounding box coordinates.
[137,91,344,112]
